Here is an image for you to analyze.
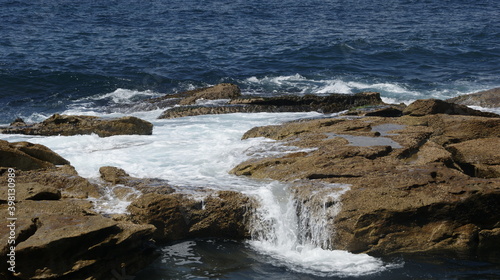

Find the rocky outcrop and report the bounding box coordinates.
[0,142,158,280]
[178,83,241,105]
[158,91,384,119]
[128,191,254,242]
[0,140,69,171]
[0,114,153,137]
[231,100,500,256]
[447,87,500,108]
[402,98,498,117]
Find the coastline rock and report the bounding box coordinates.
[447,87,500,108]
[0,114,153,137]
[158,91,383,119]
[128,191,254,242]
[0,148,159,280]
[402,99,498,117]
[0,201,157,280]
[0,140,68,171]
[178,83,241,105]
[231,111,500,256]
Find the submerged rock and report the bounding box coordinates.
[447,87,500,108]
[0,114,153,137]
[231,108,500,256]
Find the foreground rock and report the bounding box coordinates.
[0,114,153,137]
[127,191,254,242]
[231,100,500,256]
[0,140,69,171]
[0,144,158,280]
[447,87,500,108]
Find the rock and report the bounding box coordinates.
[128,191,254,242]
[0,202,157,280]
[0,182,61,202]
[0,114,153,137]
[0,140,67,171]
[99,166,175,195]
[231,113,500,256]
[159,92,383,119]
[364,106,404,117]
[403,99,499,117]
[179,83,241,105]
[0,168,158,280]
[11,141,70,165]
[10,118,26,127]
[447,138,500,178]
[447,87,500,108]
[11,165,101,199]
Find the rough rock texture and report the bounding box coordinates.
[99,166,175,195]
[0,142,158,280]
[0,140,69,171]
[0,114,153,137]
[447,87,500,108]
[402,99,498,117]
[178,83,241,105]
[158,91,383,119]
[128,191,254,242]
[231,105,500,256]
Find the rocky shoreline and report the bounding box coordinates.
[1,84,499,279]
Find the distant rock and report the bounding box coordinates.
[0,165,158,280]
[403,99,499,117]
[447,87,500,108]
[158,92,384,119]
[178,83,241,105]
[0,114,153,137]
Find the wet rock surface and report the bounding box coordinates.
[231,100,500,256]
[0,163,158,280]
[143,83,384,118]
[0,114,153,137]
[447,87,500,108]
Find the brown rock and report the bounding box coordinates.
[403,99,499,117]
[231,114,500,256]
[1,114,153,137]
[0,140,61,171]
[159,92,384,119]
[0,199,157,280]
[179,83,241,105]
[128,191,254,242]
[447,87,500,108]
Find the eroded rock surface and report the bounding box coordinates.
[0,143,157,280]
[447,87,500,108]
[0,114,153,137]
[231,102,500,256]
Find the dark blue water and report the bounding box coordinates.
[1,0,499,122]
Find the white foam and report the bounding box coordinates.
[83,88,162,104]
[246,182,394,277]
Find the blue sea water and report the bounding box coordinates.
[1,0,499,122]
[1,0,500,279]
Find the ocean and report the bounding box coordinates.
[1,0,500,279]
